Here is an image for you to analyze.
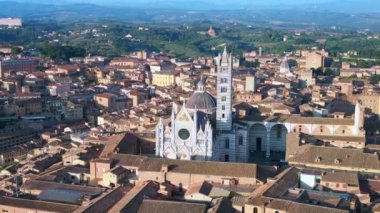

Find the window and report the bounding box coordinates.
[178,129,190,140]
[222,114,225,118]
[334,158,341,164]
[225,154,229,162]
[221,87,227,93]
[253,208,258,213]
[342,130,345,134]
[336,183,340,188]
[275,211,280,213]
[225,138,230,149]
[222,105,225,110]
[238,135,243,145]
[222,96,227,101]
[326,182,329,187]
[320,126,323,133]
[220,78,228,83]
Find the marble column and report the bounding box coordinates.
[266,131,270,158]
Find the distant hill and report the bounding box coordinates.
[1,0,379,13]
[0,1,379,31]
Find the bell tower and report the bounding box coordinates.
[216,47,233,131]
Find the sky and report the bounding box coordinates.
[0,0,379,12]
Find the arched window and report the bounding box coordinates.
[238,135,243,145]
[253,207,258,213]
[225,138,230,149]
[275,211,280,213]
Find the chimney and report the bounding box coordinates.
[161,164,168,173]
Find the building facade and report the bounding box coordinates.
[156,48,365,163]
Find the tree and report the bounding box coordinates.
[11,46,22,55]
[288,59,298,68]
[324,68,334,76]
[41,44,86,61]
[241,59,260,68]
[312,67,323,77]
[370,74,380,84]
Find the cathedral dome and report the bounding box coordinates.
[185,79,216,113]
[186,92,216,112]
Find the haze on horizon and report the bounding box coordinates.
[0,0,379,13]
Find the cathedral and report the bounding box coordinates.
[156,47,237,161]
[156,48,365,163]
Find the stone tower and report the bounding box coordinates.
[216,47,233,131]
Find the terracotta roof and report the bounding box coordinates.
[140,158,257,178]
[0,196,78,213]
[111,154,257,178]
[247,167,352,213]
[99,134,128,158]
[266,199,349,213]
[263,167,299,198]
[109,166,128,176]
[137,199,208,213]
[94,93,115,99]
[247,167,300,204]
[76,186,131,213]
[322,171,359,186]
[208,197,235,213]
[108,181,157,213]
[185,181,213,197]
[288,146,380,172]
[110,154,147,168]
[22,179,104,196]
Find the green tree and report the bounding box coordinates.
[11,46,22,55]
[41,44,86,61]
[288,59,298,68]
[370,74,380,84]
[312,67,323,77]
[324,68,334,76]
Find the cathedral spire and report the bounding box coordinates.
[222,46,228,64]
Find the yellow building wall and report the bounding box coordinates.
[152,73,176,87]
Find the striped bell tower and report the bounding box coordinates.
[216,47,233,131]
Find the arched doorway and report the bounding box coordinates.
[269,124,288,152]
[249,123,268,153]
[256,137,262,151]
